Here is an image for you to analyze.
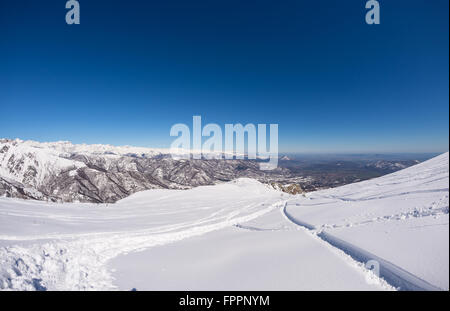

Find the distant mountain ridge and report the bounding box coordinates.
[0,139,296,203]
[0,139,428,203]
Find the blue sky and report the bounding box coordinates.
[0,0,448,153]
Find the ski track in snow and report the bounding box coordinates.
[281,203,441,291]
[0,198,286,290]
[279,153,449,290]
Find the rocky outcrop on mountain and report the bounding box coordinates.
[269,182,304,195]
[0,177,48,201]
[0,139,302,203]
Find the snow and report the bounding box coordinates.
[0,153,448,291]
[326,215,449,290]
[110,210,391,291]
[0,140,86,187]
[0,138,234,162]
[284,152,449,290]
[1,138,169,158]
[0,179,288,290]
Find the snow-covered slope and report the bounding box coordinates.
[285,152,449,290]
[1,139,170,159]
[0,140,86,187]
[0,153,448,291]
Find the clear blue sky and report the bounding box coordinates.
[0,0,448,153]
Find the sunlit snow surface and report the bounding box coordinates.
[286,152,449,290]
[0,153,448,291]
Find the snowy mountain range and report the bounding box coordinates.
[0,139,427,203]
[0,139,296,203]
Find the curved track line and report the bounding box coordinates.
[0,200,287,290]
[282,204,443,291]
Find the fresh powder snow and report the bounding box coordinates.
[0,153,448,291]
